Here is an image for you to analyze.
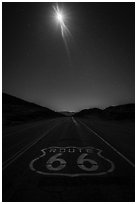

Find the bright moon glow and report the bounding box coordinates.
[53,4,70,39]
[53,3,72,65]
[56,12,63,24]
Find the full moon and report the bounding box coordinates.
[56,12,64,24]
[53,4,69,38]
[53,3,72,62]
[53,4,65,27]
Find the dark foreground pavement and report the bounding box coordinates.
[2,116,135,201]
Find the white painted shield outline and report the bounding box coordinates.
[29,146,115,177]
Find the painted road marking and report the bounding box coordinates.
[77,119,135,168]
[46,153,67,171]
[72,116,79,126]
[30,146,115,177]
[2,124,58,170]
[77,153,99,172]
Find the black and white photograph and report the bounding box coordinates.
[2,1,135,202]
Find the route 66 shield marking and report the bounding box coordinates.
[29,146,115,177]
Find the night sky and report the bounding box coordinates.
[3,2,135,112]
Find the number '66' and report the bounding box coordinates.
[46,153,99,172]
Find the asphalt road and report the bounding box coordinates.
[2,116,135,201]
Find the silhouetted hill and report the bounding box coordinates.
[74,108,103,117]
[2,93,62,126]
[103,104,135,120]
[74,104,135,121]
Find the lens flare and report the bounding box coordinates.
[53,3,72,66]
[53,4,70,39]
[56,12,63,24]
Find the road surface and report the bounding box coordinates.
[2,116,135,201]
